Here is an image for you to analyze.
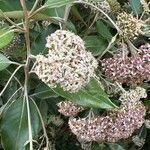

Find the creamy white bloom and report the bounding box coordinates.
[34,30,98,92]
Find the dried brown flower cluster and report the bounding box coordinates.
[116,12,145,40]
[101,43,150,84]
[57,101,84,117]
[33,30,98,93]
[69,87,147,142]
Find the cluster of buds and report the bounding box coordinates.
[132,135,145,147]
[42,20,51,28]
[145,119,150,128]
[69,87,147,142]
[107,0,121,13]
[83,0,111,15]
[116,12,145,40]
[57,101,84,117]
[33,30,98,93]
[0,20,8,27]
[140,0,150,13]
[101,43,150,85]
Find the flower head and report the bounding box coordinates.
[116,12,145,40]
[69,88,146,142]
[101,43,150,84]
[34,30,98,93]
[57,101,84,117]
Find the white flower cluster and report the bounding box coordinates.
[116,12,145,40]
[34,30,98,93]
[119,87,147,103]
[140,0,150,12]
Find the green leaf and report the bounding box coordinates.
[0,98,40,150]
[96,20,113,41]
[0,53,11,71]
[129,0,142,16]
[92,143,125,150]
[84,36,108,56]
[52,78,117,109]
[44,0,73,9]
[0,0,34,11]
[143,24,150,38]
[91,143,106,150]
[31,24,59,55]
[31,82,58,99]
[107,143,125,150]
[144,99,150,107]
[66,21,77,33]
[0,28,14,49]
[41,6,66,18]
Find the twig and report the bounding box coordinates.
[0,9,24,31]
[29,0,41,15]
[0,87,23,115]
[30,97,50,149]
[20,0,33,149]
[99,33,118,58]
[74,1,120,32]
[115,82,126,93]
[0,65,23,97]
[6,69,23,88]
[62,4,72,29]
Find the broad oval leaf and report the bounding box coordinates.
[84,36,108,56]
[92,143,125,150]
[44,0,73,9]
[52,78,117,109]
[0,98,40,150]
[107,143,125,150]
[129,0,142,16]
[0,53,11,71]
[31,82,58,99]
[0,28,14,49]
[96,20,113,41]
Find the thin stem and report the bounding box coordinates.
[62,4,72,29]
[24,87,33,150]
[74,1,120,32]
[6,69,23,88]
[0,9,24,31]
[10,61,23,66]
[88,13,99,30]
[20,0,33,149]
[127,40,140,55]
[99,33,118,58]
[140,1,150,20]
[29,0,41,15]
[0,87,23,115]
[0,65,23,97]
[115,82,126,93]
[29,6,46,19]
[30,97,50,149]
[20,0,31,56]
